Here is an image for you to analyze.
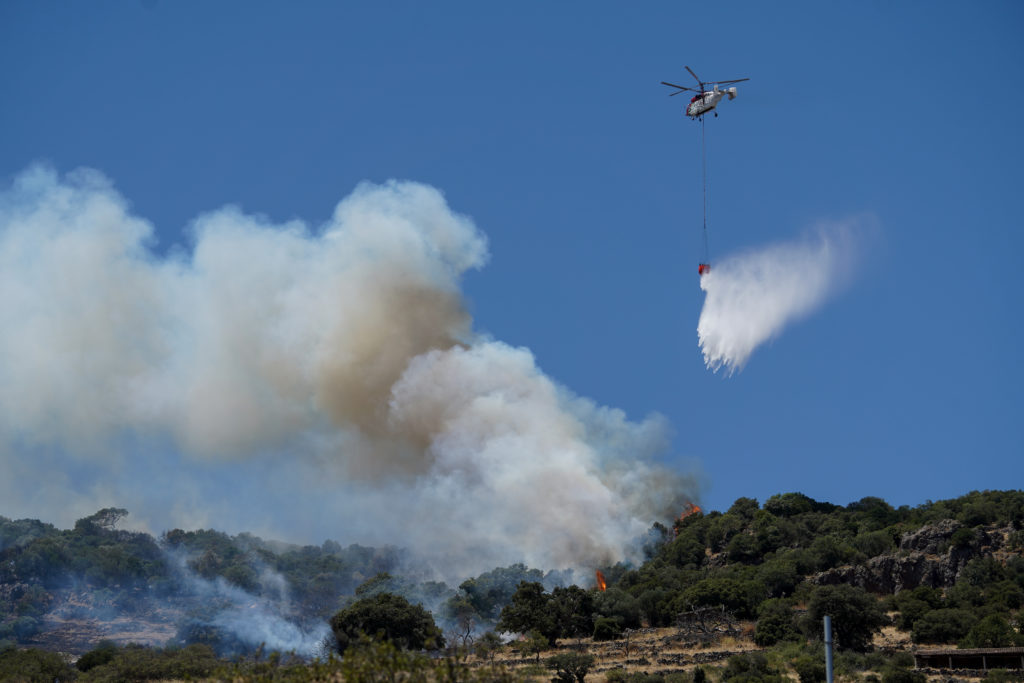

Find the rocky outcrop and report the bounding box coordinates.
[899,519,962,554]
[814,551,964,593]
[812,520,1010,594]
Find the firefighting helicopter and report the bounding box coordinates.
[661,66,749,120]
[662,66,750,277]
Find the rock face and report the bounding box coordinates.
[899,519,962,554]
[812,520,1008,594]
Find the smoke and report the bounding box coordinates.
[0,165,694,578]
[696,221,866,373]
[165,551,330,656]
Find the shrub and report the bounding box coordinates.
[330,592,444,653]
[546,651,596,683]
[959,614,1024,648]
[593,616,623,641]
[792,655,826,683]
[950,527,976,549]
[804,584,888,652]
[722,652,787,683]
[76,640,118,671]
[893,586,942,630]
[679,577,766,619]
[754,599,800,646]
[881,667,926,683]
[0,647,75,681]
[764,493,816,518]
[911,608,978,644]
[78,643,220,682]
[853,530,895,557]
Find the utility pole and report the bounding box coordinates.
[824,615,834,683]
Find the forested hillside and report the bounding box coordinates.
[1,490,1022,680]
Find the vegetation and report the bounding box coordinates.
[0,488,1022,680]
[546,650,596,683]
[804,584,887,652]
[329,591,444,653]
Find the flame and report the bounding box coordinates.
[673,502,703,537]
[595,569,607,592]
[679,502,702,520]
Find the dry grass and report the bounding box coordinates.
[479,625,762,681]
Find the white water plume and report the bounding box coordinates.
[0,165,696,578]
[697,221,865,374]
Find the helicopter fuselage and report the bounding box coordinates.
[685,86,737,119]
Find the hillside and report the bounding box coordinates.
[1,490,1022,680]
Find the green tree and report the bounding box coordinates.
[474,631,504,663]
[511,629,549,662]
[758,559,800,598]
[354,571,401,597]
[679,577,766,619]
[754,599,800,646]
[667,535,707,567]
[330,592,444,653]
[805,584,887,651]
[594,587,642,630]
[958,614,1024,648]
[77,640,118,672]
[592,617,622,641]
[74,507,129,533]
[546,651,596,683]
[808,535,859,572]
[727,533,762,564]
[852,530,895,557]
[893,586,942,630]
[910,608,977,644]
[764,493,816,518]
[338,636,430,682]
[846,497,898,531]
[457,564,545,621]
[0,647,75,682]
[497,581,558,645]
[792,655,826,683]
[728,497,761,520]
[881,667,926,683]
[551,585,595,640]
[722,651,787,683]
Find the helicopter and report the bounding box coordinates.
[662,66,749,119]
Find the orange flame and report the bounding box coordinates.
[673,502,703,537]
[595,570,607,592]
[679,502,703,520]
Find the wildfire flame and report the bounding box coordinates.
[673,502,703,538]
[679,502,702,520]
[595,569,607,592]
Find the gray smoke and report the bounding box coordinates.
[0,165,695,579]
[697,221,865,373]
[165,549,330,656]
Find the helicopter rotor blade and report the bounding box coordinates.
[661,81,699,95]
[685,66,702,85]
[713,78,750,85]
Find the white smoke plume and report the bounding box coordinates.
[165,551,330,656]
[697,221,865,373]
[0,165,694,579]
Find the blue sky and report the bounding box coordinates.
[1,1,1021,523]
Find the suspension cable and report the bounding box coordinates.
[701,115,709,264]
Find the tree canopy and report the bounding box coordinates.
[329,592,444,653]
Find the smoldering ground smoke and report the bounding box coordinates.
[0,165,695,578]
[697,221,866,374]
